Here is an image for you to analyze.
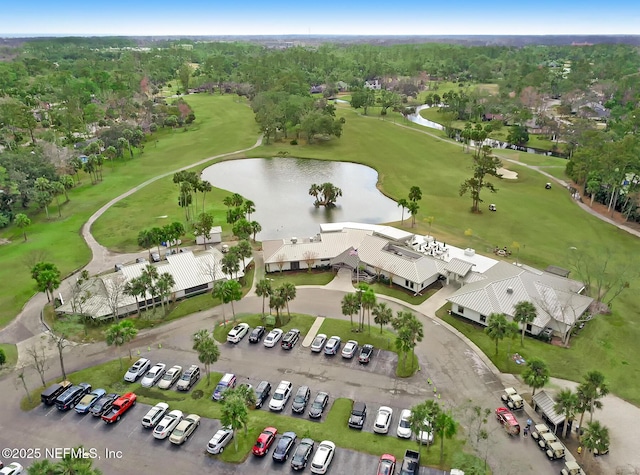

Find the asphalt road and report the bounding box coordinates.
[0,289,564,474]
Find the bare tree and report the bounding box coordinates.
[26,342,50,387]
[103,274,128,320]
[50,332,70,380]
[16,367,32,404]
[534,293,590,347]
[276,253,286,273]
[302,250,319,272]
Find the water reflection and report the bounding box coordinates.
[201,158,400,240]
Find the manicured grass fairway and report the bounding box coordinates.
[0,95,257,328]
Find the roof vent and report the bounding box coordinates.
[464,248,476,257]
[291,237,297,244]
[507,287,513,294]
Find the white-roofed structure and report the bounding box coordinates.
[56,248,251,320]
[447,261,592,340]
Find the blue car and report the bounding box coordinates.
[323,336,342,355]
[75,388,106,414]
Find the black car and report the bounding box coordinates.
[254,380,272,409]
[291,437,314,470]
[272,431,296,462]
[308,391,329,419]
[358,344,374,364]
[281,329,301,350]
[348,401,367,429]
[41,381,72,406]
[55,383,92,411]
[249,326,266,343]
[89,393,119,417]
[291,385,311,413]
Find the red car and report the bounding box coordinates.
[101,392,137,424]
[252,426,277,456]
[495,406,520,435]
[377,453,396,475]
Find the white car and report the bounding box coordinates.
[140,363,166,388]
[373,406,393,434]
[341,340,358,358]
[263,328,283,348]
[269,380,292,411]
[227,323,250,343]
[418,419,434,445]
[396,409,412,438]
[157,365,182,389]
[141,402,169,429]
[123,357,150,382]
[153,409,184,439]
[310,440,335,474]
[207,426,234,454]
[0,463,24,475]
[310,333,327,352]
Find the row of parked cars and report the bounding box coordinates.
[123,358,201,391]
[251,426,336,474]
[226,323,377,364]
[141,402,201,444]
[348,402,434,444]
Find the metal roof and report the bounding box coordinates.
[532,390,566,428]
[444,258,474,277]
[447,261,593,327]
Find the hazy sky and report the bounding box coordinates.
[2,0,639,36]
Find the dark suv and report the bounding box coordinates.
[281,329,301,350]
[254,380,272,409]
[348,401,367,429]
[176,365,200,391]
[41,381,72,406]
[291,386,311,413]
[55,383,92,411]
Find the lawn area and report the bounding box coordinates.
[0,343,18,369]
[265,269,336,286]
[369,282,439,305]
[22,358,465,468]
[0,94,257,329]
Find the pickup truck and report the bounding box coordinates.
[398,449,420,475]
[101,392,137,424]
[501,387,524,410]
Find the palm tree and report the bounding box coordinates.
[579,371,609,424]
[485,313,509,355]
[407,200,419,227]
[269,292,286,324]
[513,301,537,346]
[554,388,579,438]
[255,278,273,317]
[200,180,212,214]
[155,272,176,315]
[212,281,228,326]
[105,320,139,369]
[341,292,360,329]
[140,264,159,309]
[124,277,145,317]
[308,183,320,205]
[137,229,154,260]
[434,410,457,465]
[221,252,241,280]
[522,357,550,396]
[409,185,422,203]
[250,221,262,242]
[243,199,256,221]
[582,420,610,456]
[397,198,409,224]
[278,282,296,323]
[235,240,253,272]
[361,288,377,334]
[372,302,393,334]
[51,181,65,218]
[192,330,220,386]
[15,213,31,241]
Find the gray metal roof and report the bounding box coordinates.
[444,258,474,277]
[532,390,566,428]
[447,261,593,327]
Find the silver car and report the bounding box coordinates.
[310,334,327,352]
[157,365,182,390]
[207,426,234,454]
[140,363,166,388]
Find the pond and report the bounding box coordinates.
[201,158,400,240]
